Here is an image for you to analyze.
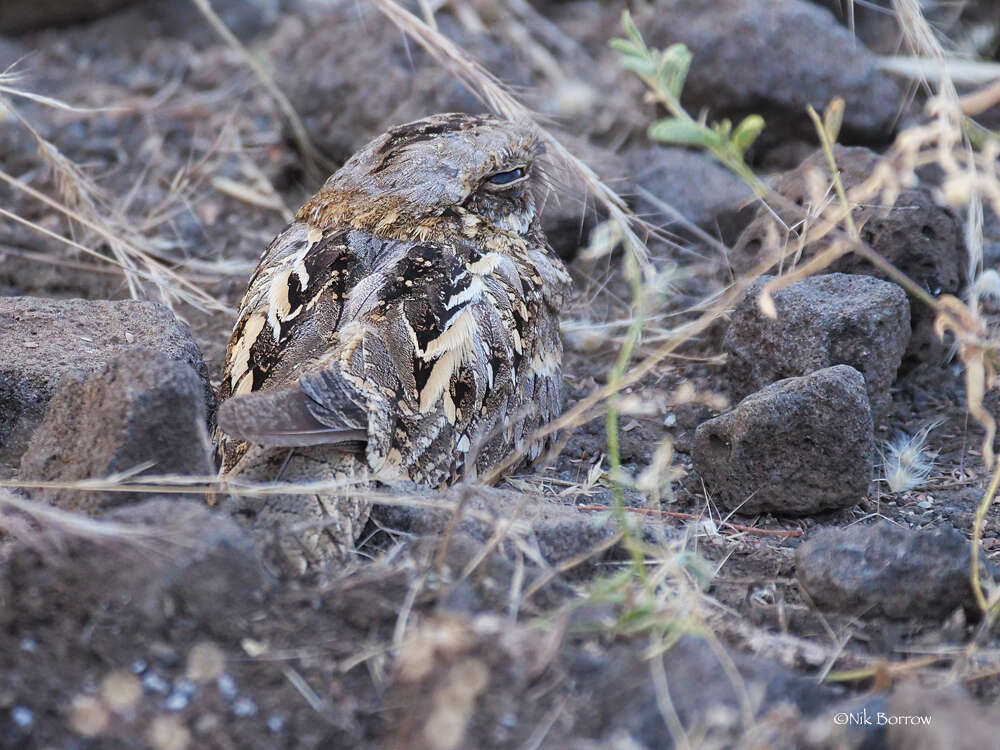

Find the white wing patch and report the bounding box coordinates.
[418,308,478,414]
[230,312,267,395]
[421,306,478,361]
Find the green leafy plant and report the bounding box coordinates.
[611,10,766,193]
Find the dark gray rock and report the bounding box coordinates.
[887,683,1000,749]
[107,499,272,636]
[139,0,282,44]
[625,145,755,239]
[18,350,213,512]
[809,0,1000,58]
[387,622,845,750]
[1,498,271,639]
[0,297,211,472]
[0,0,135,33]
[563,635,844,749]
[1,0,280,40]
[796,520,984,620]
[730,146,967,360]
[634,0,901,146]
[693,365,873,515]
[725,273,910,416]
[272,6,532,166]
[369,485,622,571]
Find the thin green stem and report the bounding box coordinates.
[606,245,648,581]
[807,105,859,239]
[637,72,768,197]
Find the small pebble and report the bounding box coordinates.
[132,659,148,674]
[266,714,285,733]
[499,712,518,728]
[11,706,33,728]
[216,674,238,701]
[20,638,37,653]
[194,713,220,734]
[233,697,257,718]
[143,672,170,695]
[164,692,189,712]
[173,679,197,698]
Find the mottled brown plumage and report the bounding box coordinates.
[215,113,571,570]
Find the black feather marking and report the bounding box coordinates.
[247,327,279,391]
[285,272,305,316]
[412,353,434,395]
[389,245,473,354]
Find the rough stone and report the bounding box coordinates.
[1,0,279,40]
[795,520,984,620]
[730,146,967,360]
[0,0,135,33]
[1,497,271,639]
[625,145,756,241]
[369,485,624,574]
[634,0,901,147]
[887,683,1000,750]
[18,350,213,512]
[270,7,532,167]
[693,365,874,515]
[809,0,1000,58]
[725,273,910,416]
[384,620,842,750]
[0,297,211,472]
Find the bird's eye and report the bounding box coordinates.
[486,166,527,187]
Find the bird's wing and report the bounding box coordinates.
[218,218,551,484]
[216,381,367,447]
[329,233,531,483]
[220,222,360,400]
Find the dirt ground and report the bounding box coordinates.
[3,1,1000,748]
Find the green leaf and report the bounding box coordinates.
[731,114,766,154]
[620,56,657,77]
[620,9,644,47]
[609,38,642,58]
[659,43,692,99]
[648,117,711,148]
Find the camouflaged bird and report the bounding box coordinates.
[215,113,571,570]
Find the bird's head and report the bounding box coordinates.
[326,113,544,237]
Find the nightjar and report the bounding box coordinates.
[215,113,571,570]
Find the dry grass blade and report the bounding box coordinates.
[368,0,652,269]
[0,165,225,312]
[878,56,1000,86]
[0,473,530,530]
[211,175,293,221]
[0,488,186,547]
[0,75,116,114]
[0,84,226,312]
[187,0,328,177]
[960,79,1000,117]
